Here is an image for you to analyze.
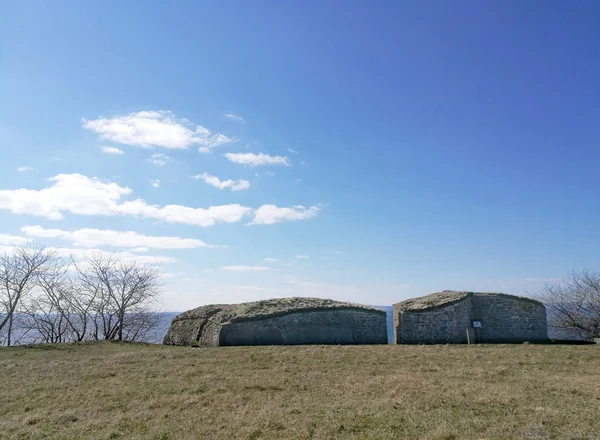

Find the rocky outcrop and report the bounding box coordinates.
[164,297,387,346]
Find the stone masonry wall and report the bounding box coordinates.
[219,309,387,346]
[395,299,471,344]
[470,295,547,342]
[395,295,548,344]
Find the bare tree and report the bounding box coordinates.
[21,291,70,344]
[62,277,98,342]
[20,258,88,344]
[121,309,162,342]
[76,253,162,341]
[536,269,600,341]
[0,247,164,346]
[0,246,56,346]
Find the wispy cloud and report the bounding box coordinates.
[148,153,170,166]
[263,258,280,262]
[100,146,124,155]
[83,110,233,151]
[151,179,161,188]
[17,166,34,172]
[287,148,298,154]
[296,255,309,259]
[225,152,290,167]
[191,173,250,191]
[221,265,270,271]
[131,247,150,253]
[198,134,234,153]
[21,225,218,249]
[250,204,321,225]
[524,277,561,283]
[0,173,252,226]
[0,174,320,227]
[0,234,32,246]
[0,242,174,265]
[225,113,244,122]
[50,246,175,264]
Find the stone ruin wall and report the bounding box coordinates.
[395,295,548,344]
[219,309,387,346]
[395,299,471,344]
[470,295,547,342]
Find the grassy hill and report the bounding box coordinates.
[1,342,599,439]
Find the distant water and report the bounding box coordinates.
[1,312,181,346]
[375,306,394,343]
[152,312,180,343]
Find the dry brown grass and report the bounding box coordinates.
[1,342,599,439]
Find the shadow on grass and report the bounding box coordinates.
[545,339,596,345]
[2,340,162,351]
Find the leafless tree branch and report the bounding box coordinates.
[535,268,600,341]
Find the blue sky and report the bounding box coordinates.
[1,1,599,310]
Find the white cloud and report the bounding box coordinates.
[287,148,298,153]
[21,225,217,249]
[250,204,321,225]
[197,134,234,153]
[0,174,131,220]
[0,173,252,226]
[263,258,280,262]
[225,113,244,122]
[151,179,161,188]
[17,167,34,172]
[148,153,170,166]
[83,110,233,151]
[236,285,293,292]
[191,173,250,191]
[224,152,289,167]
[0,234,32,246]
[296,255,309,259]
[100,146,124,155]
[222,266,270,271]
[50,247,175,264]
[0,242,174,265]
[128,203,251,227]
[524,277,560,283]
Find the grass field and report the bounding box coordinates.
[1,342,599,440]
